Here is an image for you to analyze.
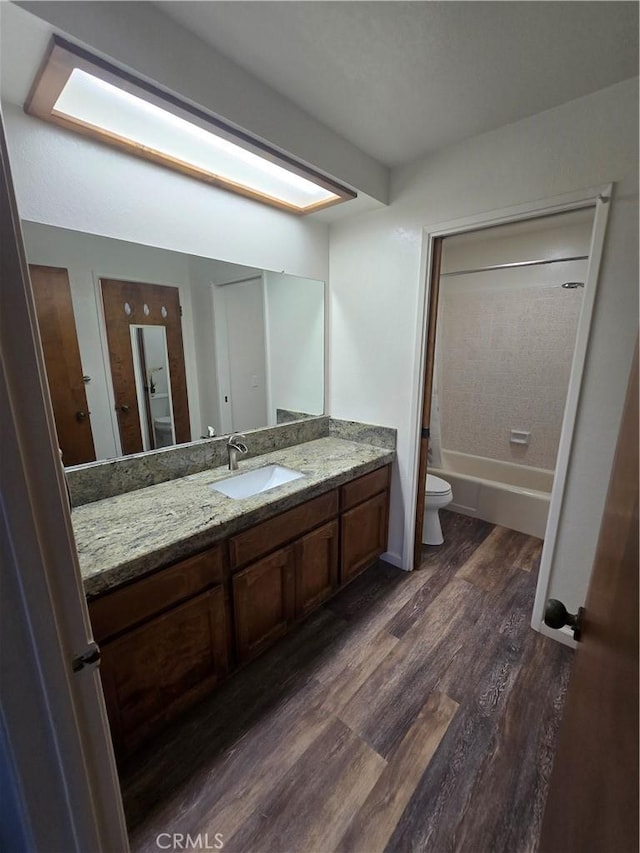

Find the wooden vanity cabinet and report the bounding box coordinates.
[229,491,340,663]
[89,465,390,755]
[99,586,228,757]
[232,517,341,663]
[88,544,230,757]
[340,467,390,585]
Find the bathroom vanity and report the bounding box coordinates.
[73,433,393,758]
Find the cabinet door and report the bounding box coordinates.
[341,491,389,585]
[295,519,339,618]
[100,586,228,757]
[233,546,296,663]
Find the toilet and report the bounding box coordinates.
[153,415,174,448]
[422,474,453,546]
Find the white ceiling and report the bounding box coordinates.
[156,1,639,168]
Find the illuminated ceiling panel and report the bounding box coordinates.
[26,38,356,214]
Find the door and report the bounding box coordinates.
[222,278,268,432]
[539,343,638,852]
[2,109,128,851]
[28,264,96,466]
[100,278,191,455]
[413,238,443,568]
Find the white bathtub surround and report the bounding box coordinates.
[438,270,584,470]
[432,449,552,539]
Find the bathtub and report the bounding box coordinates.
[430,449,553,539]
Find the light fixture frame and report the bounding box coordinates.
[25,37,356,215]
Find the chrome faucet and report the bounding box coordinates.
[227,434,248,470]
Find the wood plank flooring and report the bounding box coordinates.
[121,511,573,853]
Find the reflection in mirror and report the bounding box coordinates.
[22,221,325,464]
[130,325,176,451]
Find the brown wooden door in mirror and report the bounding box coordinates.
[100,278,191,455]
[28,264,96,466]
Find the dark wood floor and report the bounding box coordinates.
[121,511,573,853]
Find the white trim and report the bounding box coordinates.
[403,185,611,644]
[381,550,404,570]
[130,325,151,451]
[263,272,274,424]
[92,271,122,458]
[323,272,330,419]
[213,281,233,435]
[531,191,611,639]
[536,622,578,649]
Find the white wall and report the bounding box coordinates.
[21,222,202,459]
[4,102,330,284]
[329,78,639,613]
[264,273,325,424]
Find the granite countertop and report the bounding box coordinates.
[74,437,394,597]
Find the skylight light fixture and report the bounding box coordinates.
[26,38,356,214]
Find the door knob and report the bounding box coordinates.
[544,599,584,641]
[75,410,87,422]
[119,404,130,413]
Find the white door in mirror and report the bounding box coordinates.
[210,465,304,499]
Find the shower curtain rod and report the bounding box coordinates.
[440,254,589,278]
[215,274,262,287]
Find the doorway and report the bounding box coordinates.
[409,188,611,640]
[214,276,268,434]
[100,278,191,455]
[29,264,96,466]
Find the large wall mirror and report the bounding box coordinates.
[23,221,325,465]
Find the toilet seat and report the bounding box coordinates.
[426,474,451,495]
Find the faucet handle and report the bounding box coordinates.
[228,433,248,454]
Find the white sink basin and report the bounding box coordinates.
[210,464,305,499]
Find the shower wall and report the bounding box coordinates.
[436,211,592,471]
[438,275,583,469]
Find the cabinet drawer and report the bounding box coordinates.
[229,490,338,569]
[341,491,389,585]
[100,586,228,757]
[341,466,390,511]
[89,544,227,643]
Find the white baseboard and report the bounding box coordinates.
[380,550,405,570]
